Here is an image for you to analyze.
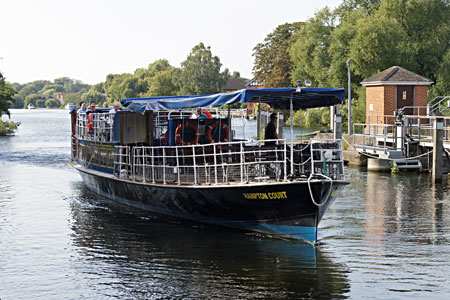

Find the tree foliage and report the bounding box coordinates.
[178,43,229,95]
[11,77,91,108]
[285,0,450,128]
[253,22,304,88]
[0,71,16,116]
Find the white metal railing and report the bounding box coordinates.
[354,115,450,154]
[76,112,116,143]
[403,115,450,143]
[428,96,450,115]
[112,138,345,185]
[309,138,345,180]
[353,123,400,153]
[130,140,286,185]
[114,146,131,178]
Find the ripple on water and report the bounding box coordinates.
[1,110,450,299]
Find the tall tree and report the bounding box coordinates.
[178,42,228,95]
[253,22,303,88]
[380,0,450,82]
[290,9,335,87]
[0,72,16,116]
[146,68,179,97]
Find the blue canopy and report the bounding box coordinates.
[121,88,345,112]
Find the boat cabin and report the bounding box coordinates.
[71,88,347,186]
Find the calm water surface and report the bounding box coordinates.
[1,109,449,299]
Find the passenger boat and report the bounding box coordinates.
[70,87,349,244]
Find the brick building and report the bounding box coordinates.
[361,66,433,124]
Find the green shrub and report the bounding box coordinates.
[0,118,20,136]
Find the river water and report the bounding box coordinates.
[1,109,449,299]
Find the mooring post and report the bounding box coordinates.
[432,117,444,182]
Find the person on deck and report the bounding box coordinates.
[265,113,279,146]
[192,108,208,119]
[87,101,96,113]
[107,102,121,125]
[77,102,87,114]
[109,102,121,114]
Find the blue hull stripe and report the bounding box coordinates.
[85,181,318,243]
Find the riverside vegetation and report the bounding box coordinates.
[3,0,450,132]
[0,71,19,136]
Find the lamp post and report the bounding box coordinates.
[347,58,353,134]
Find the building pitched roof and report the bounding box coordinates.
[361,66,433,86]
[224,77,247,91]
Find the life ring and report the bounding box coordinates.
[87,113,94,133]
[190,109,213,119]
[175,122,200,145]
[202,109,213,119]
[206,121,229,143]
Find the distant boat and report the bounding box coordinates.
[27,104,36,109]
[65,102,75,110]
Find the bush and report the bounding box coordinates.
[0,118,20,136]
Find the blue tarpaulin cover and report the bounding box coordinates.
[121,88,345,112]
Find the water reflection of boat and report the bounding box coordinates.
[70,88,349,243]
[69,186,350,299]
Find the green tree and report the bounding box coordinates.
[253,22,304,88]
[62,93,82,107]
[35,99,45,108]
[290,8,335,88]
[381,0,450,81]
[81,91,105,104]
[0,72,16,116]
[178,43,229,95]
[24,93,38,108]
[349,14,409,78]
[90,82,105,94]
[146,68,179,97]
[44,98,60,108]
[42,83,65,94]
[430,49,450,98]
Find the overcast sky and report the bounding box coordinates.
[0,0,342,84]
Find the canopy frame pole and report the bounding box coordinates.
[290,95,294,176]
[257,98,261,140]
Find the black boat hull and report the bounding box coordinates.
[75,164,347,243]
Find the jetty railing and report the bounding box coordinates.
[75,112,116,143]
[353,123,400,153]
[113,138,345,185]
[354,115,450,155]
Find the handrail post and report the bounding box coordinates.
[142,147,146,182]
[290,95,294,176]
[151,147,155,183]
[162,147,166,185]
[176,146,181,185]
[283,141,287,181]
[192,145,197,185]
[240,142,244,184]
[213,144,218,185]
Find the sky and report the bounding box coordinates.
[0,0,342,85]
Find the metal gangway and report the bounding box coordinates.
[353,109,450,171]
